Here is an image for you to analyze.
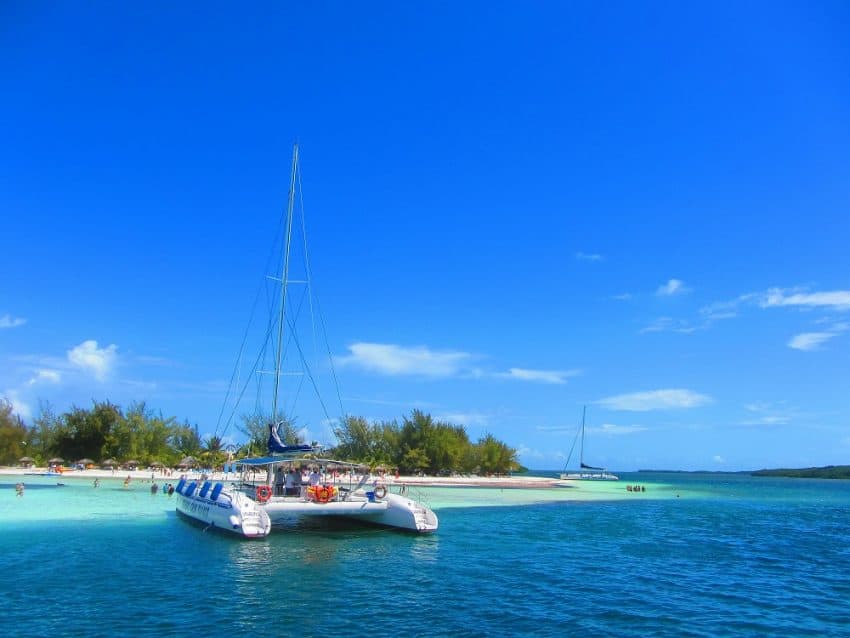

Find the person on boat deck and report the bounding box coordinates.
[275,466,285,496]
[284,468,297,496]
[309,467,321,486]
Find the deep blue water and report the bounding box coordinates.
[2,473,849,637]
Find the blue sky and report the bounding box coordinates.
[2,2,849,470]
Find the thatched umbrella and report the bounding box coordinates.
[101,458,117,469]
[18,456,34,468]
[48,457,64,463]
[124,459,140,469]
[177,456,197,469]
[149,460,164,468]
[76,458,94,466]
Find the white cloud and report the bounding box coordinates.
[436,412,489,427]
[336,342,472,377]
[27,369,62,385]
[788,332,837,351]
[500,367,579,384]
[67,340,118,381]
[611,293,632,301]
[740,415,790,426]
[740,401,794,426]
[337,342,579,385]
[656,279,690,296]
[640,317,699,334]
[587,423,647,435]
[2,389,31,420]
[713,455,725,464]
[762,288,850,310]
[597,388,712,411]
[0,314,26,329]
[576,252,604,262]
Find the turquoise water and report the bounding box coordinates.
[2,473,850,637]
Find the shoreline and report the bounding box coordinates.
[0,466,564,489]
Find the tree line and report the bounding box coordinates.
[0,400,522,475]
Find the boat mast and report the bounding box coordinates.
[272,143,299,421]
[579,405,586,466]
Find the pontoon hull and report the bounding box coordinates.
[175,483,271,538]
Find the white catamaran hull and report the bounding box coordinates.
[175,480,272,538]
[259,491,438,533]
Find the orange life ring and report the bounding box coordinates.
[316,486,331,503]
[256,485,272,503]
[373,485,387,499]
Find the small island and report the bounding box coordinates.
[751,465,850,479]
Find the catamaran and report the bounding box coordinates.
[558,406,618,481]
[175,145,438,537]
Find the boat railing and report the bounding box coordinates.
[393,482,433,508]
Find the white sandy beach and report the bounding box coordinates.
[0,465,562,488]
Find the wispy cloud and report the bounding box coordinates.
[337,342,579,385]
[611,293,632,301]
[2,389,31,420]
[499,367,579,384]
[27,369,62,385]
[640,317,699,334]
[0,314,26,329]
[336,343,473,377]
[761,288,850,310]
[656,279,690,297]
[713,455,725,464]
[597,388,712,411]
[587,423,647,435]
[739,401,794,426]
[436,411,490,427]
[576,252,604,262]
[788,321,848,351]
[67,340,118,381]
[788,332,838,351]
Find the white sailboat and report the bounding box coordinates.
[175,145,438,536]
[558,406,618,481]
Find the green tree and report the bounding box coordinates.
[28,400,60,464]
[171,420,203,457]
[475,433,519,475]
[53,401,122,461]
[200,434,227,469]
[0,399,28,464]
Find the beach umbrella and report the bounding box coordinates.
[177,456,197,468]
[48,457,65,464]
[19,456,34,462]
[76,458,94,465]
[101,458,117,468]
[149,460,164,468]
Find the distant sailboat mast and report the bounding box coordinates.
[272,143,299,420]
